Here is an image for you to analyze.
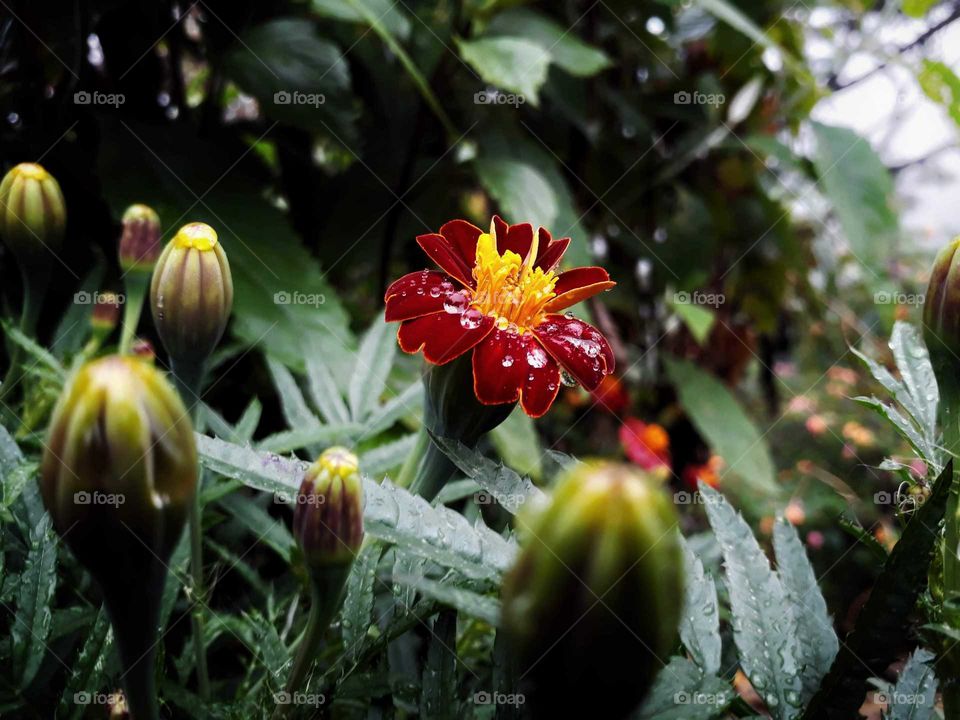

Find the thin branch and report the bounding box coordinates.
[827,4,960,91]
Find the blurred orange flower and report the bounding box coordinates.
[619,418,670,474]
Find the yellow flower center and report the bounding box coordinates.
[471,229,556,332]
[173,222,218,251]
[317,446,359,479]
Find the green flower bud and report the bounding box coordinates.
[293,447,364,568]
[40,355,196,720]
[40,354,197,569]
[90,291,121,334]
[150,222,233,368]
[118,203,162,273]
[0,162,66,267]
[924,237,960,366]
[501,462,683,719]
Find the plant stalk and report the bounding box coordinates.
[0,267,48,403]
[271,568,349,720]
[119,273,149,355]
[171,358,211,700]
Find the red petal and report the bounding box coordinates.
[397,309,493,365]
[545,267,616,312]
[384,270,465,322]
[492,215,509,244]
[534,314,614,391]
[473,330,560,417]
[498,221,534,259]
[438,219,483,270]
[416,233,474,287]
[536,236,570,271]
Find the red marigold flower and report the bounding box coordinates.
[385,216,616,417]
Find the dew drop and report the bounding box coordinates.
[429,286,442,298]
[460,308,483,330]
[444,291,469,314]
[502,355,514,368]
[527,348,548,368]
[561,370,578,387]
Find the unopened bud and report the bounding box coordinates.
[0,162,66,267]
[293,447,364,568]
[91,291,121,334]
[501,462,683,719]
[150,222,233,367]
[118,203,161,273]
[924,237,960,366]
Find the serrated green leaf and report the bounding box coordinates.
[342,542,383,657]
[420,609,459,720]
[489,406,543,482]
[13,514,57,689]
[267,357,323,431]
[197,434,517,579]
[1,321,65,380]
[431,434,545,514]
[890,322,939,443]
[304,351,351,426]
[680,538,722,675]
[362,381,423,439]
[665,357,779,500]
[852,396,935,463]
[773,519,838,701]
[883,648,937,720]
[487,8,611,77]
[394,573,500,626]
[457,36,550,104]
[218,493,295,562]
[361,433,419,477]
[257,422,363,454]
[348,320,398,422]
[700,485,803,719]
[60,605,113,720]
[638,656,732,719]
[802,461,953,719]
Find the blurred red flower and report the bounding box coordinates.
[385,216,615,417]
[619,418,671,473]
[682,455,723,489]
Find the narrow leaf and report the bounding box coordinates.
[348,320,397,422]
[679,538,722,675]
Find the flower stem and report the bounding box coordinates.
[938,369,960,596]
[170,359,211,701]
[119,274,148,355]
[271,568,348,720]
[105,554,165,720]
[0,268,48,403]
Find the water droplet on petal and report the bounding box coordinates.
[502,355,514,368]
